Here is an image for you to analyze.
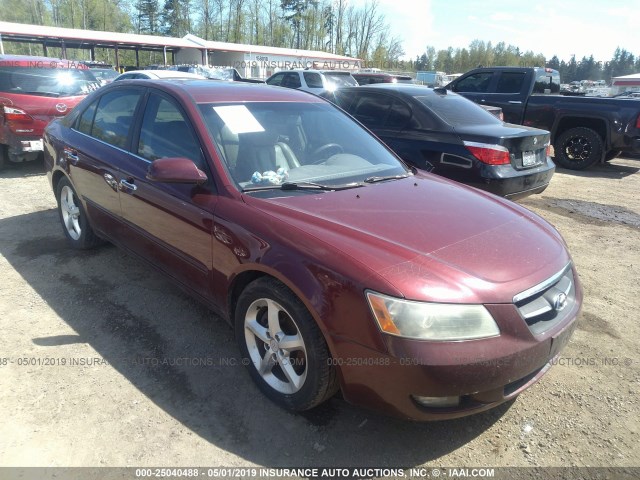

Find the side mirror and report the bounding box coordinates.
[146,157,208,184]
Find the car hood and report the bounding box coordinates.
[243,173,570,304]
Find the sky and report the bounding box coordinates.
[353,0,638,63]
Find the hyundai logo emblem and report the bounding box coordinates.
[55,103,68,113]
[553,292,568,311]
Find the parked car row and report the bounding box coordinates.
[43,78,582,421]
[263,68,554,200]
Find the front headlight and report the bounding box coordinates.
[366,291,500,341]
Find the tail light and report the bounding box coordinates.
[3,106,34,123]
[636,114,640,129]
[464,141,511,165]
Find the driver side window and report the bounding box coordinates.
[137,94,205,170]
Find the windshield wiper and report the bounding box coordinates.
[363,173,411,184]
[17,91,61,97]
[243,181,363,192]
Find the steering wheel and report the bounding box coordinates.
[310,143,344,164]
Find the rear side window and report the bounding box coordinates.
[496,72,525,93]
[303,72,323,88]
[90,89,141,149]
[386,101,412,130]
[453,72,493,93]
[266,73,285,86]
[282,73,302,89]
[0,66,99,96]
[417,93,501,127]
[331,91,355,110]
[324,73,358,87]
[349,93,393,128]
[76,99,98,135]
[533,71,561,94]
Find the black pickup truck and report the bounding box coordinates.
[447,67,640,169]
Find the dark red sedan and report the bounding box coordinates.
[44,80,582,420]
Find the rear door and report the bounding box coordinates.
[65,87,144,238]
[118,90,216,300]
[488,70,530,123]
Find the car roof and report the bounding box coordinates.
[342,83,445,97]
[116,70,205,79]
[353,72,412,79]
[270,69,352,75]
[107,79,327,104]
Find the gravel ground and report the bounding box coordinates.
[0,157,638,471]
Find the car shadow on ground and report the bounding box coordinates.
[0,158,46,179]
[555,159,639,179]
[0,208,513,467]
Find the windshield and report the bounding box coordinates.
[324,73,358,88]
[198,101,407,191]
[91,69,118,81]
[0,67,100,97]
[207,68,234,81]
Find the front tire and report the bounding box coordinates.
[55,177,102,249]
[553,127,603,170]
[235,277,339,411]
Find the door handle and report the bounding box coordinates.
[508,100,523,104]
[119,178,137,193]
[103,173,118,192]
[64,148,79,165]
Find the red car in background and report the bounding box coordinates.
[0,54,99,170]
[44,80,581,420]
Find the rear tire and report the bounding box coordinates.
[554,127,603,170]
[55,177,102,249]
[235,277,339,411]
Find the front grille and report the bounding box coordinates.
[513,263,575,335]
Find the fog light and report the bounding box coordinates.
[412,395,460,408]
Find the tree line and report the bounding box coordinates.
[0,0,405,68]
[409,42,640,83]
[0,0,638,82]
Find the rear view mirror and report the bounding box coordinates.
[146,157,208,184]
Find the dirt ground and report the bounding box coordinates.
[0,156,638,471]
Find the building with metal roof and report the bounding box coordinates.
[611,73,640,95]
[0,21,361,78]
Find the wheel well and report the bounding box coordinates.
[227,270,267,323]
[51,170,66,193]
[554,117,608,147]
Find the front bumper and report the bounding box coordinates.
[331,270,582,421]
